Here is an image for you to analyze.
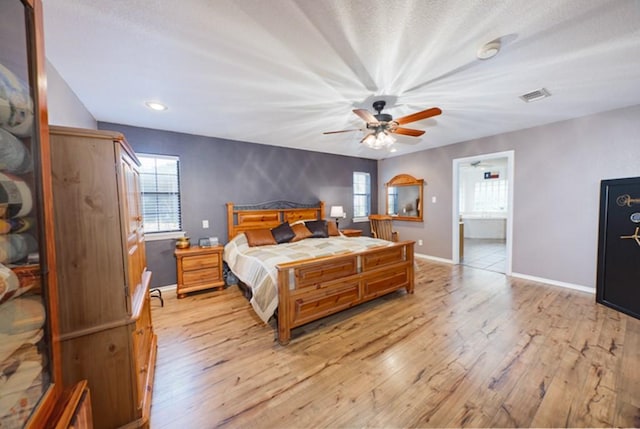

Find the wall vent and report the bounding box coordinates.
[520,88,551,103]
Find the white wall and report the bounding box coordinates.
[378,104,640,289]
[46,60,96,129]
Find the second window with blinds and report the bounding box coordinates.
[353,171,371,222]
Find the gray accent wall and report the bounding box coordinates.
[99,122,377,287]
[378,104,640,289]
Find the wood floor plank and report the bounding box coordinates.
[148,259,640,428]
[614,314,640,427]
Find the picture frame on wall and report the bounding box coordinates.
[596,176,640,320]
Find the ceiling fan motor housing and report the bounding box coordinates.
[374,113,393,122]
[372,100,393,123]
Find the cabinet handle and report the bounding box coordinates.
[137,329,144,335]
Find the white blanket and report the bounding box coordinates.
[224,234,391,323]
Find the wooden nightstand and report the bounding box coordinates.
[340,229,362,237]
[174,246,225,298]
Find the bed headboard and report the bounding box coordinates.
[226,200,325,241]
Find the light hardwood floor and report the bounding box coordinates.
[149,259,640,428]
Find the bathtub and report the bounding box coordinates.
[461,216,506,239]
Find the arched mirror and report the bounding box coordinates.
[385,174,425,222]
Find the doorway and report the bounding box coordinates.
[452,151,514,275]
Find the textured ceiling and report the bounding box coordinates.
[42,0,640,160]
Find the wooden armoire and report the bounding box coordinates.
[49,126,156,429]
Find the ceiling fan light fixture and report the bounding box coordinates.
[362,130,395,150]
[477,40,501,60]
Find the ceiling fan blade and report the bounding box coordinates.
[394,107,442,125]
[353,108,379,125]
[323,129,361,135]
[393,127,425,137]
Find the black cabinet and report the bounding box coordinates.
[596,177,640,319]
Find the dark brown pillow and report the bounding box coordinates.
[305,220,329,238]
[244,229,277,247]
[327,220,339,236]
[271,222,295,244]
[290,223,313,242]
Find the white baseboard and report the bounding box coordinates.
[510,272,595,294]
[151,284,177,293]
[415,253,454,264]
[414,254,595,295]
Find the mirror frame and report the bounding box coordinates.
[385,174,425,222]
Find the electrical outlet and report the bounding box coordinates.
[202,220,209,229]
[432,196,437,203]
[418,239,423,246]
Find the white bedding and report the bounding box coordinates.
[223,234,392,323]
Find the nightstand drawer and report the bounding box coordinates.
[182,254,220,271]
[183,267,220,285]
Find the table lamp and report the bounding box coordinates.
[330,205,346,228]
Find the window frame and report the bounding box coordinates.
[472,178,508,214]
[137,153,184,240]
[352,171,371,223]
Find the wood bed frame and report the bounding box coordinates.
[226,201,415,345]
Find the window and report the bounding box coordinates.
[472,179,508,213]
[138,154,182,234]
[353,172,371,220]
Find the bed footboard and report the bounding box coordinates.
[275,241,415,345]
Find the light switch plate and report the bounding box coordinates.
[202,220,209,228]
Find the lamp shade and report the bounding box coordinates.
[330,205,345,218]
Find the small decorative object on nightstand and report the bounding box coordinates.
[340,229,362,237]
[175,245,225,298]
[176,236,190,249]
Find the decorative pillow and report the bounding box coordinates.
[305,220,329,238]
[327,220,340,237]
[244,229,277,247]
[271,222,295,244]
[290,223,313,242]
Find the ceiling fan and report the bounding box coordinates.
[324,100,442,149]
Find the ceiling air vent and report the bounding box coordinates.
[520,88,551,103]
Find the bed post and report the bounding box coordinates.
[226,202,234,241]
[276,267,291,345]
[407,242,415,294]
[319,201,325,220]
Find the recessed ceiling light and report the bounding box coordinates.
[145,101,168,111]
[477,40,501,60]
